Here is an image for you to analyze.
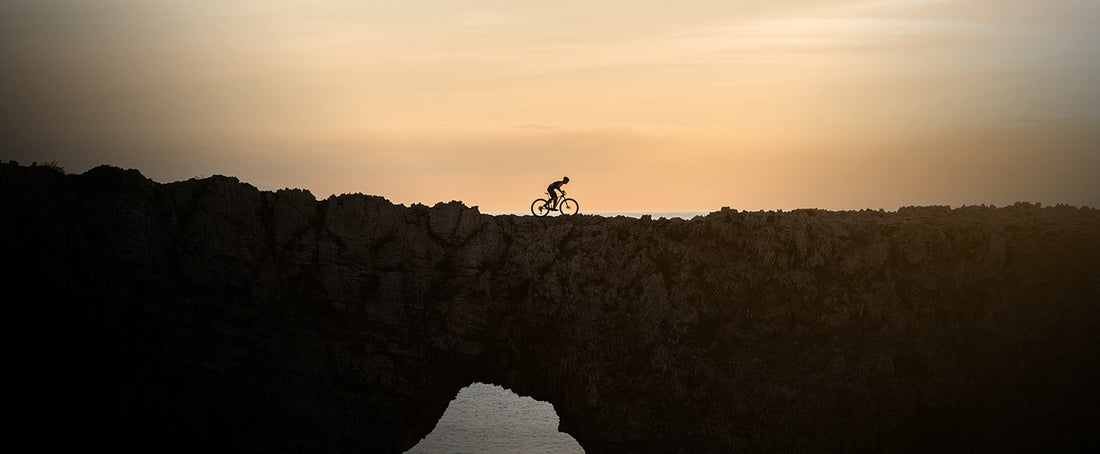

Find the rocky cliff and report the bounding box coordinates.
[4,163,1100,453]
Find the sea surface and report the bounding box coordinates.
[405,383,584,454]
[489,210,712,219]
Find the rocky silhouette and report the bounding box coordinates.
[4,163,1099,453]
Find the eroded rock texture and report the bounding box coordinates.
[4,163,1100,453]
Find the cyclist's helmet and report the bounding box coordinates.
[563,176,570,183]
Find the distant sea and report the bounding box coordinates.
[405,383,584,454]
[488,210,713,219]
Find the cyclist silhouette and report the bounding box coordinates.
[547,176,569,210]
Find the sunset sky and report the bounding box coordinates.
[3,0,1098,212]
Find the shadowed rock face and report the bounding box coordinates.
[4,163,1100,453]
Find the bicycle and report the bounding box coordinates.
[531,190,579,216]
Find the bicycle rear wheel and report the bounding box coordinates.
[558,198,579,215]
[531,198,551,216]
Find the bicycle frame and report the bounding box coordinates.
[548,190,566,208]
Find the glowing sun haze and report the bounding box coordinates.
[3,0,1098,212]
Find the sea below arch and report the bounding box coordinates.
[405,383,584,454]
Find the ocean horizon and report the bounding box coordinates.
[488,210,714,219]
[487,208,912,218]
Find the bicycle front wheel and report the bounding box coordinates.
[558,198,579,215]
[531,198,551,216]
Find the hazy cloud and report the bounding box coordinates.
[2,0,1097,210]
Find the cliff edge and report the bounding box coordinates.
[4,163,1099,453]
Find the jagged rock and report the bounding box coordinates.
[3,163,1100,453]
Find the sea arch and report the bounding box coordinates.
[5,165,1100,453]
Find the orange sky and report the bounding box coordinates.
[3,0,1098,212]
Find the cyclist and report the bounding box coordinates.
[547,176,569,210]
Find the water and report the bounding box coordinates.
[594,211,711,219]
[489,210,712,219]
[405,383,585,454]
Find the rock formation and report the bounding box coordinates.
[4,162,1099,453]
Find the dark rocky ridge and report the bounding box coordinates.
[4,162,1099,453]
